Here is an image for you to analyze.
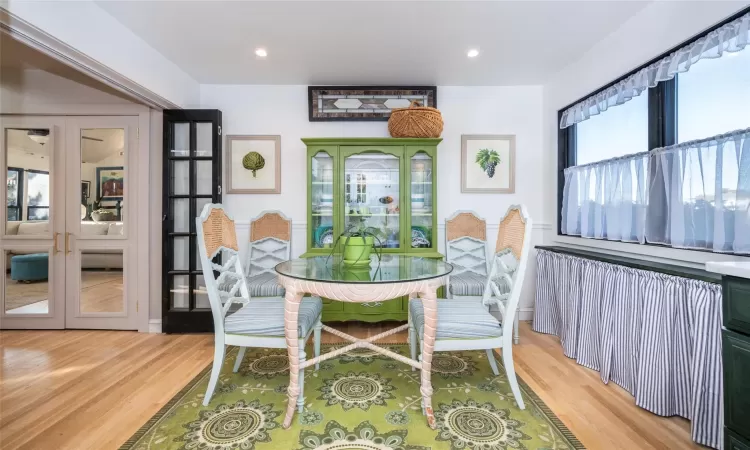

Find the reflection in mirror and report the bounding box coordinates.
[80,128,126,236]
[79,250,124,313]
[5,128,51,236]
[4,249,50,314]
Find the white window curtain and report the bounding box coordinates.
[561,128,750,254]
[560,11,750,128]
[561,152,649,243]
[646,128,750,253]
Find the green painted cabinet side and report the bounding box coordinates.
[724,276,750,335]
[724,329,750,442]
[302,138,443,323]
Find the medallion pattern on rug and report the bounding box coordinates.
[318,371,396,411]
[176,399,280,450]
[123,347,583,450]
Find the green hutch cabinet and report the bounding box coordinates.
[301,137,443,322]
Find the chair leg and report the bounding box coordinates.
[514,315,520,345]
[233,346,247,373]
[485,349,500,376]
[314,318,322,370]
[502,345,526,409]
[297,342,306,413]
[203,342,226,406]
[408,320,417,371]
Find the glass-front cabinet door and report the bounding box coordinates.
[406,146,437,252]
[309,148,336,251]
[340,147,404,251]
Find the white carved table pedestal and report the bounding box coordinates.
[278,274,445,429]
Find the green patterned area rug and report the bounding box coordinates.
[122,345,583,450]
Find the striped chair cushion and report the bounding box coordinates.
[448,272,487,296]
[410,297,502,339]
[247,272,285,297]
[225,296,322,337]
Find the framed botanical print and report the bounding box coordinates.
[226,135,281,194]
[96,166,124,200]
[461,135,516,193]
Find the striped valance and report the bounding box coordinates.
[560,11,750,128]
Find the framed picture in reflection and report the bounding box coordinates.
[96,166,124,201]
[81,180,91,202]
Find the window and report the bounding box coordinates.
[559,8,750,254]
[6,168,22,221]
[26,170,49,221]
[575,93,648,165]
[677,38,750,142]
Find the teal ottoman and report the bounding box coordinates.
[10,253,49,282]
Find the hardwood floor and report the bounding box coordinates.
[0,322,698,450]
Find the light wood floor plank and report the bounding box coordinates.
[0,322,699,449]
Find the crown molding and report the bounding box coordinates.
[0,7,180,110]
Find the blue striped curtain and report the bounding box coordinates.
[533,249,723,449]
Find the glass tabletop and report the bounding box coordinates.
[275,255,453,284]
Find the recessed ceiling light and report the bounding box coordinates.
[467,49,480,58]
[255,48,268,58]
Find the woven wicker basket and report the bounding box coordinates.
[388,100,443,138]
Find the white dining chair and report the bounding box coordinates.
[244,210,291,297]
[408,204,532,410]
[444,210,489,299]
[197,203,323,410]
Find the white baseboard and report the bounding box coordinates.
[148,319,162,333]
[518,308,534,321]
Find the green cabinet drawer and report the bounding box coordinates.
[724,276,750,335]
[724,329,750,441]
[343,297,405,315]
[727,429,750,450]
[321,298,343,312]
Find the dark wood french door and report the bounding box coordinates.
[162,110,222,333]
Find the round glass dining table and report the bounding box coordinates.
[274,255,453,429]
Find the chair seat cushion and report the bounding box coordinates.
[225,296,322,337]
[448,272,486,296]
[246,272,285,297]
[410,297,502,339]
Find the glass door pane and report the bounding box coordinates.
[410,152,433,248]
[5,128,52,234]
[344,153,400,249]
[80,128,125,235]
[4,249,51,315]
[311,152,334,249]
[78,250,124,313]
[2,120,64,329]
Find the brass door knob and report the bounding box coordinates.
[65,232,71,255]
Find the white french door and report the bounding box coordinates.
[0,115,139,330]
[64,117,138,329]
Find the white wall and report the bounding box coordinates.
[1,69,134,112]
[200,84,546,318]
[3,0,200,107]
[541,0,750,267]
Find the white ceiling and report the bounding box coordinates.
[95,0,651,85]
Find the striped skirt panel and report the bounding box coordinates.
[532,249,723,449]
